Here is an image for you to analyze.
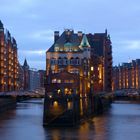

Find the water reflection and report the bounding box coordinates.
[0,100,140,140]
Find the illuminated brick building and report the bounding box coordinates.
[112,59,140,91]
[46,29,112,96]
[0,20,19,92]
[87,30,112,92]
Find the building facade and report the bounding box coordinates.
[21,59,41,91]
[18,63,24,90]
[29,69,41,90]
[112,59,140,91]
[22,59,30,90]
[46,29,112,96]
[38,70,46,88]
[0,20,19,92]
[87,30,112,92]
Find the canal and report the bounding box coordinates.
[0,99,140,140]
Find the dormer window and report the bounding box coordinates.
[55,47,59,51]
[55,44,59,52]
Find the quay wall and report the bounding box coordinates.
[43,93,112,127]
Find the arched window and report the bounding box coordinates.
[58,57,62,65]
[63,57,68,65]
[76,57,80,65]
[83,57,87,63]
[70,57,74,65]
[51,58,55,65]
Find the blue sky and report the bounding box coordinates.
[0,0,140,69]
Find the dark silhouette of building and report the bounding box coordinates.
[22,59,30,90]
[18,63,24,90]
[22,59,42,91]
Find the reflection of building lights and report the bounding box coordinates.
[68,101,72,110]
[88,83,90,88]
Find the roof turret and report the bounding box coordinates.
[80,34,90,47]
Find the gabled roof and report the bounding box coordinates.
[47,31,83,52]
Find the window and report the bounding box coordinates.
[91,66,94,71]
[69,68,79,74]
[52,79,61,83]
[64,80,69,83]
[63,57,68,65]
[76,57,80,65]
[57,79,61,83]
[70,57,74,65]
[58,57,62,65]
[64,80,74,83]
[70,80,74,83]
[52,79,57,83]
[51,58,55,65]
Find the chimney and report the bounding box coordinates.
[78,31,83,37]
[65,29,72,42]
[54,31,59,42]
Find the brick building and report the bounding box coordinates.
[46,29,112,96]
[0,20,19,92]
[21,59,42,91]
[87,29,112,92]
[112,59,140,91]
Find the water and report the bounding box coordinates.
[0,99,140,140]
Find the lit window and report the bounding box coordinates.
[57,79,61,83]
[70,80,74,83]
[64,80,69,83]
[91,66,94,71]
[52,79,57,83]
[55,47,59,51]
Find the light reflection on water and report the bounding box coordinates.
[0,99,140,140]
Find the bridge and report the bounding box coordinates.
[113,89,140,100]
[0,88,45,101]
[0,88,45,113]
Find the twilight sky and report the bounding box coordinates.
[0,0,140,70]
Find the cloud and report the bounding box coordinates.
[114,40,140,50]
[28,60,46,70]
[29,30,54,42]
[19,49,46,56]
[1,0,140,69]
[125,41,140,50]
[0,0,39,13]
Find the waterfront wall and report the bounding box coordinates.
[43,93,112,127]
